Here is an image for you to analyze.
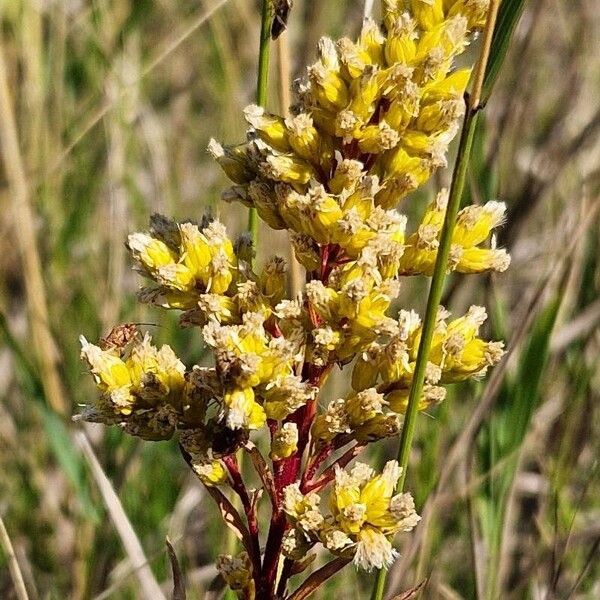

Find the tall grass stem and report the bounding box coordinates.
[248,0,273,253]
[371,2,501,598]
[0,41,66,415]
[226,5,273,597]
[0,517,29,600]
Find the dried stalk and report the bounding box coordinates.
[0,41,66,415]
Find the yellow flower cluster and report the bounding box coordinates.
[81,309,311,445]
[312,388,403,447]
[203,311,316,430]
[399,190,511,275]
[283,461,420,571]
[353,304,504,389]
[77,0,509,588]
[79,332,187,440]
[311,305,504,446]
[305,253,403,365]
[216,552,255,599]
[129,215,287,328]
[385,1,489,32]
[211,4,483,258]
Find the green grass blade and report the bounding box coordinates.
[506,297,561,449]
[42,408,100,521]
[482,0,528,104]
[479,294,562,597]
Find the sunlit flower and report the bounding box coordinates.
[283,461,420,571]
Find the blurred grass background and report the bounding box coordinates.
[0,0,599,598]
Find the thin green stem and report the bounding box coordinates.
[225,7,272,600]
[400,107,479,487]
[371,0,501,595]
[371,98,479,600]
[248,0,272,254]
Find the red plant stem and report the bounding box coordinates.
[264,315,283,338]
[319,244,330,280]
[261,363,329,597]
[260,240,339,597]
[244,441,278,512]
[287,557,351,600]
[302,443,365,493]
[300,442,332,493]
[223,455,262,577]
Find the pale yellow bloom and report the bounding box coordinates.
[192,459,228,486]
[270,422,299,460]
[217,552,255,598]
[283,462,420,571]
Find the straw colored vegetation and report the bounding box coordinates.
[0,1,599,599]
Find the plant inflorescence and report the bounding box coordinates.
[79,1,508,598]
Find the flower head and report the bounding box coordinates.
[79,331,187,440]
[212,8,483,257]
[216,552,255,597]
[282,461,420,571]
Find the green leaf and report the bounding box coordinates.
[478,295,562,597]
[482,0,529,103]
[1,312,99,520]
[42,408,100,522]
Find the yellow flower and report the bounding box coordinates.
[270,422,299,460]
[439,305,506,381]
[345,389,388,427]
[193,459,228,486]
[258,256,287,306]
[79,332,187,440]
[386,384,446,413]
[261,375,316,421]
[411,0,445,31]
[313,386,404,447]
[283,483,324,534]
[244,104,290,152]
[222,387,266,431]
[212,2,488,254]
[129,216,240,318]
[445,0,491,29]
[282,528,313,560]
[399,193,511,276]
[284,462,420,571]
[207,139,253,184]
[80,337,132,396]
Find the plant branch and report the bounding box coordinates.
[302,443,365,493]
[222,455,262,576]
[286,557,351,600]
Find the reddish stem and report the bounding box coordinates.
[261,364,328,597]
[302,443,365,493]
[319,244,330,280]
[223,455,262,577]
[259,238,340,597]
[264,315,283,338]
[300,442,332,493]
